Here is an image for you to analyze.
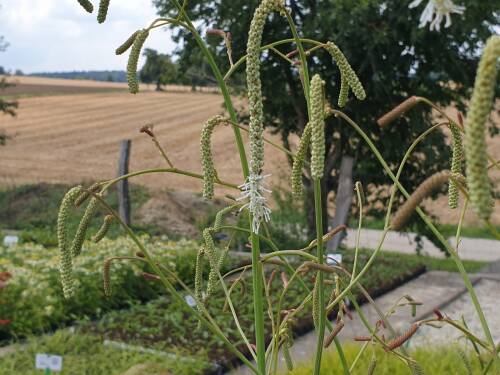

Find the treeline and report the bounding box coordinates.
[29,70,127,82]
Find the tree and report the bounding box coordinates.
[1,2,18,144]
[140,48,178,90]
[153,0,498,245]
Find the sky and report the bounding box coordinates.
[0,0,176,73]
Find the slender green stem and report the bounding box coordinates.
[312,179,326,375]
[331,109,496,350]
[86,190,259,373]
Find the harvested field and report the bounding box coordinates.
[0,75,219,97]
[0,77,498,226]
[0,88,289,196]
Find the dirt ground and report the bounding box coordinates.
[0,77,498,227]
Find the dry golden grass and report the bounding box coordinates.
[0,82,289,195]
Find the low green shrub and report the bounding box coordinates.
[0,237,240,340]
[82,248,424,369]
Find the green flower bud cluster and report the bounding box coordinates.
[312,274,320,329]
[116,31,139,55]
[310,74,326,179]
[200,115,228,199]
[74,182,100,207]
[202,228,221,301]
[97,0,110,24]
[77,0,94,13]
[464,35,500,220]
[246,0,285,176]
[324,42,366,107]
[127,29,149,94]
[194,246,205,308]
[92,214,114,243]
[70,197,98,257]
[291,123,311,198]
[448,123,463,209]
[57,186,82,299]
[213,204,239,231]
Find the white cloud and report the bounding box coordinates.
[0,0,176,73]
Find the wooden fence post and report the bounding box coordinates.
[327,155,354,252]
[117,139,131,226]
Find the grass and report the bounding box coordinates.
[288,343,495,374]
[0,330,209,375]
[0,183,155,247]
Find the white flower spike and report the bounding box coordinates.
[237,173,272,234]
[409,0,465,31]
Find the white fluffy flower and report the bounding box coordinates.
[409,0,465,31]
[238,173,272,234]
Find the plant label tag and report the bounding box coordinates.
[185,295,196,307]
[326,254,342,265]
[35,354,62,371]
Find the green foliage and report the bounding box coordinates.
[82,248,423,367]
[139,48,179,90]
[0,183,150,247]
[153,0,499,238]
[0,330,208,375]
[288,344,494,375]
[0,236,241,339]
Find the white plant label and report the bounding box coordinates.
[35,354,63,371]
[185,294,197,307]
[326,254,342,265]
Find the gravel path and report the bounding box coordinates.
[343,228,500,261]
[409,277,500,348]
[228,271,499,374]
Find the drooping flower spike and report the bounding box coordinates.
[464,35,500,220]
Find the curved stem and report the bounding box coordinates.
[331,109,496,350]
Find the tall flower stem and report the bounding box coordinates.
[312,178,326,375]
[332,109,496,351]
[169,3,270,373]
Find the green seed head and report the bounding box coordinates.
[213,204,239,231]
[310,74,326,179]
[312,274,320,329]
[116,30,139,55]
[337,75,349,108]
[291,123,312,197]
[200,115,228,199]
[127,29,149,94]
[70,197,98,257]
[324,42,366,102]
[92,214,114,243]
[464,35,499,220]
[246,0,286,176]
[58,186,82,299]
[448,123,463,209]
[97,0,110,23]
[77,0,94,13]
